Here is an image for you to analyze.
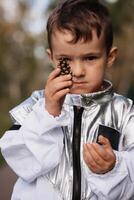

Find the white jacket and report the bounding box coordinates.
[0,81,134,200]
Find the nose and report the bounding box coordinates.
[71,60,85,77]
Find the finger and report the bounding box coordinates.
[54,88,70,99]
[95,141,116,171]
[98,135,112,149]
[55,73,72,83]
[48,68,61,80]
[83,144,97,167]
[83,144,102,173]
[50,80,72,94]
[93,141,115,163]
[48,69,72,82]
[92,143,111,161]
[86,143,105,166]
[46,74,72,91]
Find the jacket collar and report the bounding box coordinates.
[64,80,113,107]
[9,80,113,124]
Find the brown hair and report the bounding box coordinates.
[46,0,113,53]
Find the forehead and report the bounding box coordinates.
[51,29,105,54]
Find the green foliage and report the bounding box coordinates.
[107,0,134,34]
[47,0,59,11]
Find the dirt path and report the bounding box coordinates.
[0,164,17,200]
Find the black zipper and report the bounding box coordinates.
[72,106,84,200]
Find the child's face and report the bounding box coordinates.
[48,29,117,94]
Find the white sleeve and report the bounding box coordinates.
[0,98,70,183]
[84,101,134,200]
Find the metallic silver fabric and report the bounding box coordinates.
[9,80,134,200]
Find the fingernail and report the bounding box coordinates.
[67,74,72,78]
[99,135,103,141]
[56,67,60,71]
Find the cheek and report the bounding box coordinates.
[86,65,106,79]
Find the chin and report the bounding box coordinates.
[70,85,100,94]
[70,88,90,94]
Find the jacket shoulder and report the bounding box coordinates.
[9,90,44,124]
[111,93,134,117]
[112,93,133,107]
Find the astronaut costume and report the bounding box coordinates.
[0,80,134,200]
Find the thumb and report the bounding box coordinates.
[98,135,112,149]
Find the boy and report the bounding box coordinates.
[1,0,134,199]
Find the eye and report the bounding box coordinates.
[84,56,98,61]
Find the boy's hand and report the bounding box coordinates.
[44,68,72,116]
[83,135,116,174]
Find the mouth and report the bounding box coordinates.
[73,81,87,85]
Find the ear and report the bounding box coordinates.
[46,48,55,68]
[46,48,53,61]
[107,47,118,68]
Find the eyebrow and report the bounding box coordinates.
[55,52,102,58]
[80,52,102,57]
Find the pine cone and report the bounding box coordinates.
[59,58,71,75]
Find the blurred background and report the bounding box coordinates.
[0,0,134,199]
